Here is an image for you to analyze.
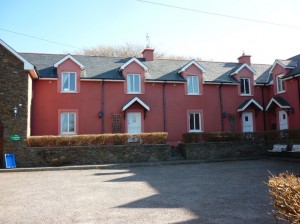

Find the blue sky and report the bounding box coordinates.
[1,0,300,64]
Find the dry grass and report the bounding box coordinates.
[268,172,300,224]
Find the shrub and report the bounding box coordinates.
[268,172,300,224]
[27,132,168,147]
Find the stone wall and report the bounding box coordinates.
[179,140,300,160]
[26,144,171,167]
[0,45,30,168]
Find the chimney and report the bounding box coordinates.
[238,52,251,65]
[142,48,154,61]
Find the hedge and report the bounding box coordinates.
[182,129,300,143]
[268,172,300,224]
[28,132,168,147]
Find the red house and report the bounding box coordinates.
[1,39,300,146]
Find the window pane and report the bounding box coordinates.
[61,113,68,132]
[190,114,194,130]
[193,76,199,93]
[69,73,76,91]
[69,113,75,132]
[187,77,193,93]
[134,75,140,92]
[245,79,250,94]
[195,113,200,130]
[62,74,69,91]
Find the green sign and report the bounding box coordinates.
[9,134,21,141]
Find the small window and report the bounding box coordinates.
[61,112,76,134]
[62,72,76,92]
[276,75,285,93]
[189,112,202,132]
[240,78,251,95]
[187,76,199,95]
[127,74,141,93]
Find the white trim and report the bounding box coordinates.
[178,60,206,73]
[119,57,148,71]
[0,39,35,70]
[61,72,77,93]
[230,63,256,76]
[122,97,150,111]
[60,112,76,135]
[145,80,186,84]
[276,74,285,94]
[81,79,125,82]
[54,54,85,69]
[270,59,294,74]
[237,99,263,112]
[204,82,239,85]
[266,98,291,111]
[240,78,251,95]
[38,78,57,80]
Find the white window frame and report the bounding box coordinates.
[127,74,141,94]
[187,75,199,95]
[276,74,285,93]
[240,78,251,95]
[61,72,76,92]
[60,112,76,134]
[189,112,202,132]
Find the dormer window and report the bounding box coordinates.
[276,74,285,93]
[127,74,141,94]
[187,75,199,95]
[240,78,251,95]
[62,72,76,92]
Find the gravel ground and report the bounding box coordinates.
[1,159,299,224]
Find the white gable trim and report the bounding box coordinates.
[266,98,291,111]
[119,57,148,71]
[122,97,150,111]
[178,60,206,73]
[54,54,85,69]
[230,63,256,76]
[237,99,263,112]
[269,59,294,74]
[0,39,35,70]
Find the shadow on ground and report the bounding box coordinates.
[93,159,300,224]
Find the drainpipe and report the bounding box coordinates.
[218,83,224,131]
[163,82,166,132]
[297,77,300,126]
[261,84,266,130]
[101,80,105,133]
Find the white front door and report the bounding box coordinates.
[242,112,254,132]
[127,112,142,134]
[279,110,288,130]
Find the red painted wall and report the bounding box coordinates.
[31,58,300,144]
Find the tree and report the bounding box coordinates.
[78,42,201,60]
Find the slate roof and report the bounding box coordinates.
[237,99,263,111]
[21,53,272,83]
[285,54,300,78]
[266,96,291,111]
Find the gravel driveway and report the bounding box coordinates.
[1,159,299,224]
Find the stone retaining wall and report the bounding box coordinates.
[26,144,171,167]
[179,140,300,160]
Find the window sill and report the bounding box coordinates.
[127,92,143,94]
[61,91,78,94]
[276,90,286,94]
[189,130,203,133]
[60,132,77,135]
[240,94,252,96]
[187,93,201,96]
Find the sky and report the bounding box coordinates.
[1,0,300,64]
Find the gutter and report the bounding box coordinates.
[261,84,266,131]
